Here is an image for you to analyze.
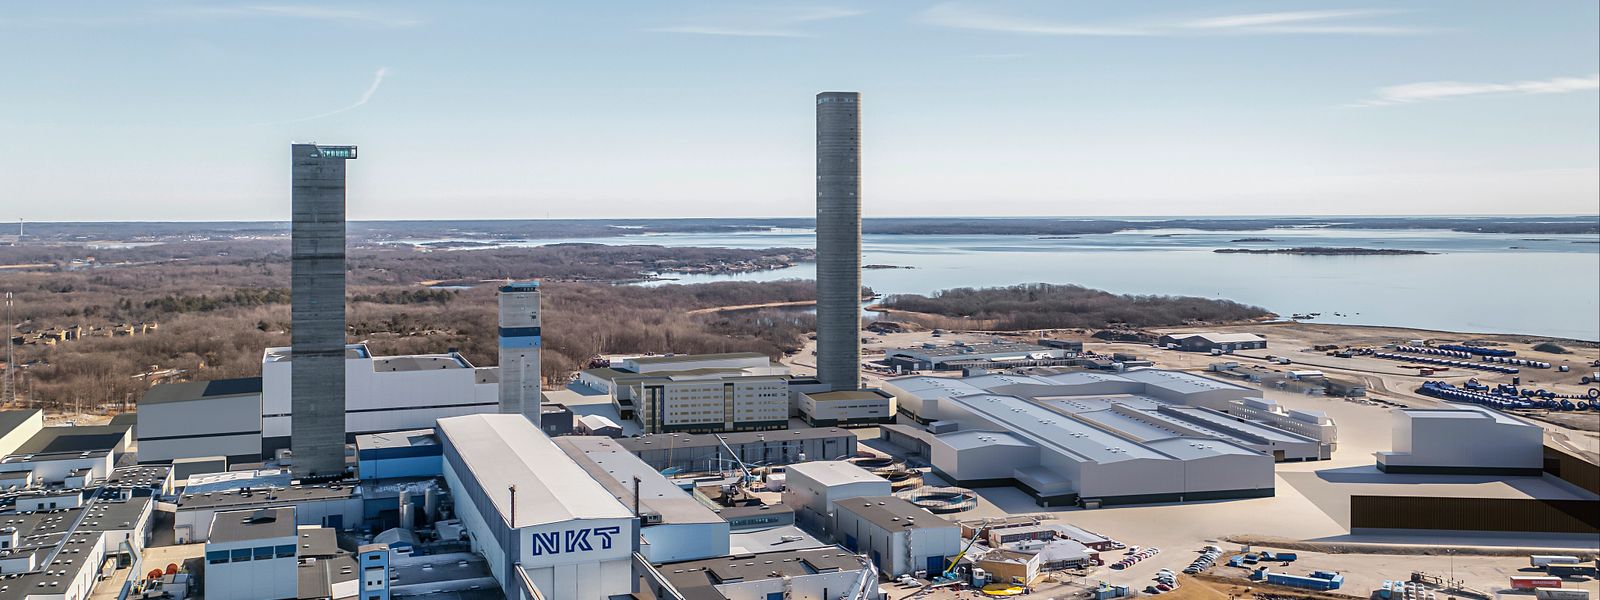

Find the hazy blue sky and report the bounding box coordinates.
[3,2,1596,221]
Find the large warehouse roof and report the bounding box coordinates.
[553,436,725,526]
[1121,369,1251,394]
[437,414,631,528]
[949,394,1166,463]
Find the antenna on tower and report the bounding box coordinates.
[3,292,15,407]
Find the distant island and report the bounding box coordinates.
[878,283,1270,330]
[1230,237,1276,243]
[863,264,914,270]
[1215,247,1434,256]
[1037,236,1079,240]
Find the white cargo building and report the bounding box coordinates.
[782,461,892,532]
[831,495,962,577]
[1377,406,1544,475]
[438,414,638,600]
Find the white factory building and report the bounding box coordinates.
[139,343,502,463]
[782,461,893,532]
[553,436,730,563]
[577,352,792,434]
[1376,405,1545,475]
[263,343,499,444]
[438,414,638,600]
[879,370,1324,506]
[831,495,962,577]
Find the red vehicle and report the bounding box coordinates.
[1511,577,1563,590]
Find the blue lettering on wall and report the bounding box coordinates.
[529,526,624,556]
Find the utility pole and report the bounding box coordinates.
[3,292,14,407]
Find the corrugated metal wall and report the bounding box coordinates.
[1350,495,1600,534]
[1544,445,1600,494]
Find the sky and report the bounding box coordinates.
[2,1,1597,221]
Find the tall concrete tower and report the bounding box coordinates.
[497,281,542,425]
[290,143,356,478]
[815,91,862,392]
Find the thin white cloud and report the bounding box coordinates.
[169,5,422,28]
[284,68,390,123]
[1349,74,1600,107]
[649,6,862,38]
[919,4,1428,37]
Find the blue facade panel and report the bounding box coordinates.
[500,336,540,349]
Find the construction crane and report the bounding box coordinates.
[713,433,754,484]
[937,528,984,581]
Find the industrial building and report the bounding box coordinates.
[499,281,542,424]
[290,142,357,478]
[577,353,790,434]
[815,91,864,394]
[1158,332,1267,352]
[174,471,363,542]
[783,461,892,532]
[644,547,877,600]
[263,343,500,445]
[204,507,302,600]
[0,410,133,484]
[831,495,962,577]
[135,377,263,463]
[554,436,731,563]
[140,343,503,464]
[798,388,897,427]
[0,483,155,600]
[617,427,857,474]
[437,413,638,600]
[355,429,442,480]
[1377,405,1544,475]
[884,342,1069,372]
[879,370,1320,506]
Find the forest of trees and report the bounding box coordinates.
[882,283,1271,330]
[0,240,821,413]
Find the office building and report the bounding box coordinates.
[290,143,357,478]
[577,353,790,434]
[437,414,637,600]
[499,281,542,424]
[1377,405,1544,475]
[815,91,862,393]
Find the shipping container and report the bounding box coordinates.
[1511,577,1564,590]
[1531,555,1581,567]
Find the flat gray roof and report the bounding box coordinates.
[355,428,437,451]
[616,427,855,452]
[552,436,726,526]
[833,495,955,532]
[141,377,262,405]
[209,507,294,544]
[0,410,39,438]
[658,547,863,595]
[629,352,768,365]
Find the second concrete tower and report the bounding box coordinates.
[815,92,861,392]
